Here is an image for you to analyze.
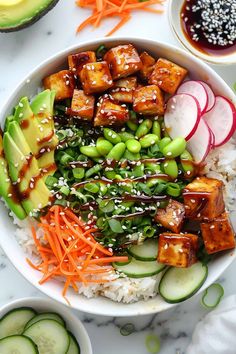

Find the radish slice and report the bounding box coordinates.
[177,80,208,114]
[164,93,201,141]
[198,81,215,112]
[187,119,211,163]
[203,96,236,147]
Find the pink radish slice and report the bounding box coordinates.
[164,93,201,141]
[203,96,236,147]
[197,81,215,112]
[209,128,215,149]
[177,80,208,114]
[187,119,211,163]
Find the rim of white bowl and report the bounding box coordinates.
[0,297,93,354]
[0,37,235,317]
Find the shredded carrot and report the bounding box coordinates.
[75,0,165,36]
[27,206,128,300]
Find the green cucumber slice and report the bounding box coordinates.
[67,332,80,354]
[25,313,65,330]
[0,335,39,354]
[0,308,36,339]
[159,262,208,303]
[23,319,69,354]
[113,258,165,278]
[128,239,158,261]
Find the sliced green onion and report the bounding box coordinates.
[60,153,74,165]
[45,175,58,188]
[57,129,67,140]
[143,226,155,238]
[166,182,181,197]
[54,199,68,207]
[84,183,99,194]
[201,283,224,309]
[108,219,123,233]
[72,167,85,179]
[96,44,108,59]
[99,199,115,213]
[60,186,70,196]
[85,164,102,178]
[120,323,135,336]
[145,334,160,354]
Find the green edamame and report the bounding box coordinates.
[107,142,126,160]
[96,137,113,156]
[159,137,171,153]
[126,139,141,153]
[119,131,135,142]
[163,159,178,179]
[126,120,138,131]
[162,137,186,158]
[80,146,101,158]
[104,128,121,144]
[139,134,159,148]
[144,162,161,174]
[123,150,141,160]
[85,164,102,178]
[152,121,161,140]
[180,150,194,173]
[135,119,152,138]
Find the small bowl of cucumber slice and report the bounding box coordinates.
[0,297,93,354]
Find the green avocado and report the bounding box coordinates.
[4,115,15,132]
[0,0,59,32]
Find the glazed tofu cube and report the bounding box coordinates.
[94,95,129,127]
[183,177,225,221]
[139,51,156,81]
[149,58,187,95]
[201,212,235,254]
[110,77,137,103]
[104,44,142,80]
[155,199,185,233]
[133,85,164,115]
[68,51,96,76]
[43,70,75,101]
[66,89,95,120]
[79,61,113,95]
[158,233,199,268]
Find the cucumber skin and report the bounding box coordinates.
[127,249,157,262]
[24,312,66,330]
[113,261,166,279]
[0,307,37,324]
[67,332,80,354]
[158,264,208,304]
[0,335,39,354]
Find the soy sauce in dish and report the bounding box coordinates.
[181,0,236,56]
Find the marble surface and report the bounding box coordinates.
[0,1,236,353]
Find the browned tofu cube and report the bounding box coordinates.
[68,51,96,76]
[104,44,142,80]
[66,89,95,120]
[158,233,199,268]
[183,177,225,221]
[110,77,137,103]
[133,85,165,115]
[43,70,75,101]
[201,212,235,254]
[149,58,187,95]
[79,61,113,95]
[155,199,185,233]
[139,51,156,81]
[94,95,129,127]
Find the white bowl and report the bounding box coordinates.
[0,37,235,317]
[168,0,236,65]
[0,297,92,353]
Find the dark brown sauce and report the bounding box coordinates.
[69,160,94,168]
[20,120,29,129]
[40,163,57,177]
[35,145,56,159]
[20,173,42,201]
[37,131,54,145]
[181,0,236,56]
[19,155,34,180]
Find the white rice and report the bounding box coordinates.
[12,139,236,303]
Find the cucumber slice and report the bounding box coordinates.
[159,262,208,303]
[67,332,80,354]
[23,319,70,354]
[128,239,158,261]
[0,308,36,339]
[0,335,39,354]
[113,257,165,278]
[25,313,65,330]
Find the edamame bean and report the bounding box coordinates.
[139,134,159,148]
[144,162,161,174]
[119,131,135,142]
[135,119,152,138]
[96,137,113,156]
[162,137,186,158]
[126,139,141,153]
[147,178,163,188]
[152,121,161,140]
[180,150,194,173]
[163,159,178,179]
[104,128,121,144]
[159,137,171,153]
[85,164,102,178]
[126,120,138,131]
[107,142,126,160]
[123,150,141,160]
[80,146,101,158]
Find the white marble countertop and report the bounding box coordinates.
[0,1,236,353]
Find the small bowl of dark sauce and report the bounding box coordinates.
[168,0,236,64]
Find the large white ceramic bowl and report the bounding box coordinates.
[0,297,92,354]
[0,37,235,317]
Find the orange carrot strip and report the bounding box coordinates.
[106,14,131,36]
[89,256,129,264]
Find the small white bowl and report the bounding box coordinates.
[0,297,92,354]
[168,0,236,65]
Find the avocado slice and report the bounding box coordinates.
[0,0,59,32]
[4,115,15,132]
[0,135,26,220]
